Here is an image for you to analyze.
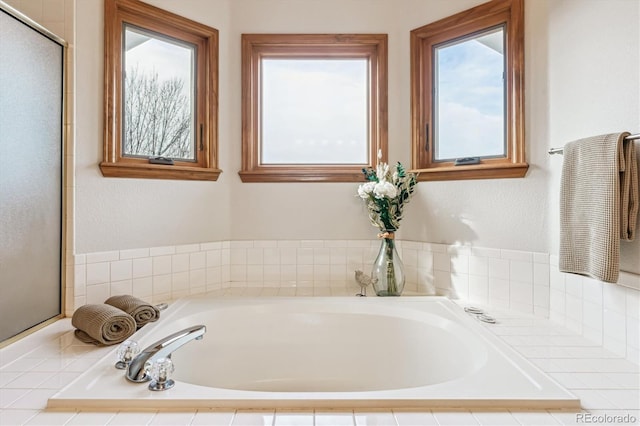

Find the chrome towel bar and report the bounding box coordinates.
[548,133,640,155]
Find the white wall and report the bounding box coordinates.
[74,0,233,254]
[227,0,553,254]
[394,0,552,252]
[227,0,489,243]
[8,0,639,349]
[72,0,638,270]
[546,0,640,274]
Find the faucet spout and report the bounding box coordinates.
[126,324,206,383]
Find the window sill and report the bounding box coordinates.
[238,168,366,183]
[412,162,529,181]
[100,162,222,181]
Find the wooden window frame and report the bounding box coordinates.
[410,0,527,181]
[101,0,221,181]
[239,34,388,183]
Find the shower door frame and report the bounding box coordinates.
[0,1,68,348]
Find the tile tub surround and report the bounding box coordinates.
[69,239,640,366]
[70,240,556,316]
[0,290,638,426]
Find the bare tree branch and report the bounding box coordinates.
[124,67,193,160]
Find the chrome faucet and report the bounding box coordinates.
[126,324,206,383]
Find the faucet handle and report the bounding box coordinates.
[125,324,206,383]
[115,340,140,370]
[148,357,175,391]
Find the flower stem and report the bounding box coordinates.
[385,238,397,294]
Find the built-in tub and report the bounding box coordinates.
[49,296,579,410]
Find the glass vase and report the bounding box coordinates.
[371,232,405,296]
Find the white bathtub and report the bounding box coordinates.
[49,296,579,410]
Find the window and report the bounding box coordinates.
[101,0,220,181]
[239,34,388,182]
[410,0,526,181]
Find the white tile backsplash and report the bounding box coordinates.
[450,272,469,300]
[511,260,534,283]
[401,248,417,267]
[85,283,109,304]
[152,274,171,295]
[171,254,189,273]
[433,252,451,272]
[132,257,152,278]
[149,245,175,257]
[66,239,640,366]
[583,278,603,304]
[488,278,510,310]
[434,269,452,294]
[549,255,640,365]
[109,260,131,282]
[152,255,172,276]
[488,257,510,279]
[300,240,324,248]
[109,279,132,296]
[451,254,469,274]
[501,248,533,262]
[200,241,222,251]
[424,242,447,253]
[469,255,488,276]
[565,273,584,297]
[175,243,200,254]
[85,262,109,286]
[296,248,314,265]
[582,300,603,332]
[132,277,152,299]
[189,251,206,270]
[118,247,149,260]
[85,250,118,264]
[73,264,85,287]
[246,248,263,265]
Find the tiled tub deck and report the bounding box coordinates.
[1,289,638,426]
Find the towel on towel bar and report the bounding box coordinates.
[559,132,638,283]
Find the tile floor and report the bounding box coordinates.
[1,288,638,426]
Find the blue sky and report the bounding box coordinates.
[435,28,505,161]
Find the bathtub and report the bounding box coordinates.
[49,296,579,410]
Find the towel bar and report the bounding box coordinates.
[549,133,640,155]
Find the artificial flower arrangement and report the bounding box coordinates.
[357,152,418,233]
[356,152,418,296]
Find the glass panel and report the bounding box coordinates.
[0,8,63,341]
[260,58,369,165]
[123,25,196,161]
[434,26,505,161]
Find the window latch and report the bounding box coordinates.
[454,157,480,166]
[149,156,174,165]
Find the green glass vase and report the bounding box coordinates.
[371,232,405,296]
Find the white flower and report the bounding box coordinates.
[357,158,418,232]
[373,180,398,199]
[357,181,376,199]
[376,163,389,181]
